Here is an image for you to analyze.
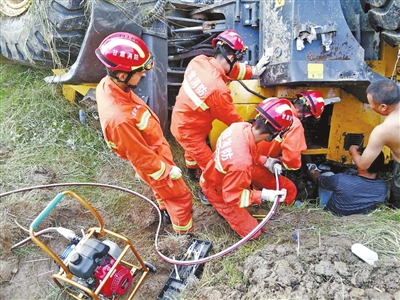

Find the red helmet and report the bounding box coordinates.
[295,90,325,119]
[211,29,247,61]
[255,98,294,132]
[95,32,153,72]
[212,29,245,51]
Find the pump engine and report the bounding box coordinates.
[60,236,133,298]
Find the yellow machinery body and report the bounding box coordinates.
[209,43,398,165]
[1,0,399,167]
[209,81,391,164]
[57,43,398,165]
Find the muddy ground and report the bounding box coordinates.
[1,164,400,300]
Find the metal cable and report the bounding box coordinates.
[237,80,266,100]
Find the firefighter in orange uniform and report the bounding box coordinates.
[95,32,193,234]
[258,91,325,203]
[171,29,270,183]
[200,99,294,239]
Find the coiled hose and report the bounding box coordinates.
[3,169,281,266]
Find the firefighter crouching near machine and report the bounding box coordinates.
[170,29,270,187]
[199,98,294,239]
[257,91,325,204]
[95,32,194,234]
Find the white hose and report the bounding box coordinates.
[4,175,281,266]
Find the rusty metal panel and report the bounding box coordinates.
[258,0,386,103]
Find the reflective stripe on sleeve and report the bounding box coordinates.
[239,189,251,208]
[236,63,247,80]
[214,150,227,174]
[214,138,226,174]
[182,79,209,111]
[282,162,298,171]
[136,110,151,130]
[214,139,227,174]
[214,157,226,174]
[149,161,166,180]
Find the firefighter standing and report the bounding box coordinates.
[95,32,193,234]
[171,29,270,184]
[199,99,294,239]
[257,91,325,204]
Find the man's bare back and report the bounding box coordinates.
[350,79,400,169]
[380,108,400,162]
[353,78,400,208]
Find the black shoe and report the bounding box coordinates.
[187,168,202,181]
[162,210,171,224]
[198,188,211,206]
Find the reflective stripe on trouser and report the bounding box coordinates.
[185,154,199,169]
[251,166,297,205]
[136,170,194,233]
[200,186,261,239]
[156,200,166,211]
[179,138,213,171]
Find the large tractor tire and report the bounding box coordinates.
[0,0,89,68]
[361,0,400,46]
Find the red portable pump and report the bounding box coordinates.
[11,190,155,300]
[62,237,134,298]
[94,255,133,297]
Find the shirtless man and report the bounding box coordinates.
[349,78,400,208]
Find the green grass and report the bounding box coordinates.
[0,64,117,188]
[0,63,152,299]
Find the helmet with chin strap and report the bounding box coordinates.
[95,32,154,87]
[255,98,294,141]
[295,90,325,119]
[212,29,247,75]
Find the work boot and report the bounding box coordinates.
[198,188,211,206]
[187,168,202,181]
[162,210,171,224]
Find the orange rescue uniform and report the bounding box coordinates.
[257,103,306,200]
[96,76,193,234]
[258,114,306,169]
[171,55,253,170]
[200,123,296,239]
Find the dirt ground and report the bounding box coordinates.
[1,165,400,300]
[188,218,400,300]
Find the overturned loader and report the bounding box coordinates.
[1,0,399,164]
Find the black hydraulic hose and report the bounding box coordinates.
[237,80,267,100]
[168,48,215,61]
[142,0,167,27]
[4,180,281,266]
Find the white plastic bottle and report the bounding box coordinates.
[79,109,86,124]
[351,243,378,265]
